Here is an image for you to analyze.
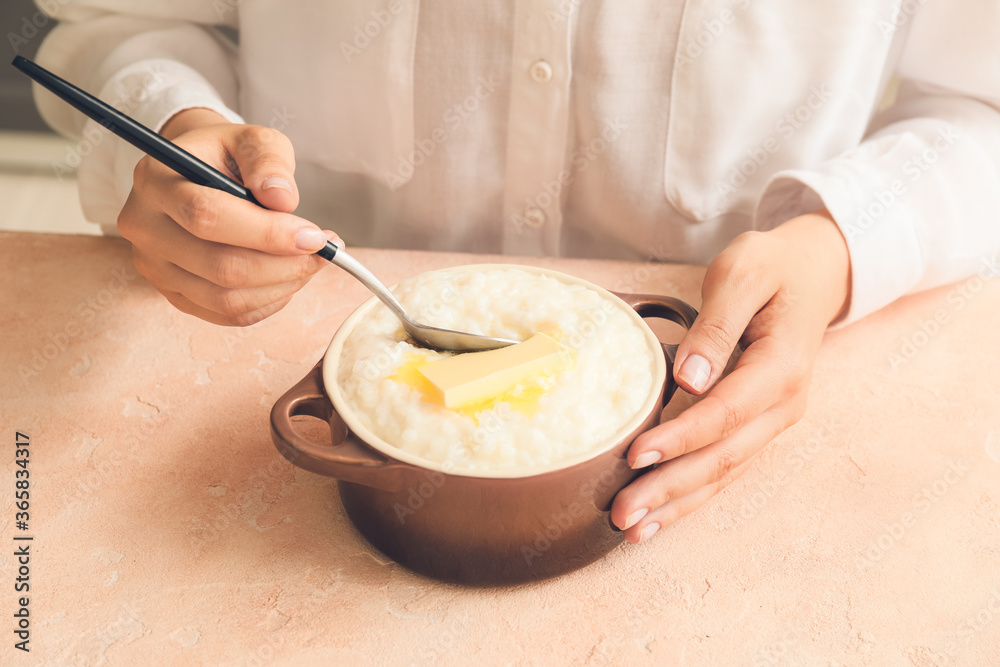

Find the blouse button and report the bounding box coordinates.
[530,60,553,83]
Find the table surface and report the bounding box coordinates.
[2,231,998,666]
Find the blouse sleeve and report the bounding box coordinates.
[33,1,245,234]
[755,0,1000,325]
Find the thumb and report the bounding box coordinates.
[675,267,768,395]
[227,125,300,213]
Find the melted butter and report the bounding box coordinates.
[389,356,440,405]
[387,331,573,420]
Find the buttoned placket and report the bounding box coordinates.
[501,0,573,256]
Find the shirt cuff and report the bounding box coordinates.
[76,58,244,235]
[755,133,928,328]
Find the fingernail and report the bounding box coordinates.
[624,508,648,530]
[262,176,292,192]
[679,354,712,392]
[633,451,661,469]
[294,227,326,251]
[638,522,660,542]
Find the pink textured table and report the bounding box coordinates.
[2,231,998,665]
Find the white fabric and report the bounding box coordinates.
[33,0,1000,325]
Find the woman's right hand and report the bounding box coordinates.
[118,108,339,326]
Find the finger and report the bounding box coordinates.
[224,125,300,213]
[142,256,310,326]
[613,404,794,532]
[628,336,792,467]
[674,239,777,395]
[131,154,331,255]
[620,457,757,544]
[157,182,330,255]
[162,289,296,327]
[129,213,329,288]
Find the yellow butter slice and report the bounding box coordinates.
[417,333,571,409]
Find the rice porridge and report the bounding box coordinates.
[333,267,660,472]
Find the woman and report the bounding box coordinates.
[32,0,1000,544]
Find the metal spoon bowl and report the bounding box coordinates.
[323,243,519,352]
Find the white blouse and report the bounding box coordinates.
[33,0,1000,324]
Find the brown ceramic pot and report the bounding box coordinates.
[271,266,699,586]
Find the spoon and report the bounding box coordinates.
[322,244,518,351]
[13,55,517,352]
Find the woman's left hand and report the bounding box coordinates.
[611,211,852,543]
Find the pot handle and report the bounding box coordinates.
[612,292,699,407]
[270,360,405,492]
